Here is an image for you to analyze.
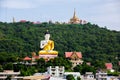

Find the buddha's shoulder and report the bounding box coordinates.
[49,40,54,42]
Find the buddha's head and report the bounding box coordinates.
[45,34,50,40]
[45,30,50,40]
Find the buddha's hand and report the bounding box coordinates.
[47,50,52,52]
[41,40,48,48]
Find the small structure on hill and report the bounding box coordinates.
[20,20,27,23]
[86,62,91,66]
[23,56,31,61]
[0,70,20,80]
[69,9,81,24]
[65,52,83,68]
[118,61,120,66]
[105,63,113,70]
[47,66,64,77]
[23,54,38,65]
[69,9,88,24]
[31,52,39,62]
[96,71,107,80]
[84,72,95,80]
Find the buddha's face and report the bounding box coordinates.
[45,34,50,40]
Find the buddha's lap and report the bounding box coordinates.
[39,50,58,54]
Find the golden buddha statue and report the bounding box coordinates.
[39,30,58,55]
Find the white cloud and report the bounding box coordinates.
[86,0,120,30]
[0,0,120,31]
[1,0,36,9]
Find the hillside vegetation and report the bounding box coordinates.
[0,22,120,64]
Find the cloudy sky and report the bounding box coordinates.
[0,0,120,31]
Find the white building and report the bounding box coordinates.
[47,66,64,77]
[96,72,107,80]
[107,76,119,80]
[0,70,20,80]
[50,77,66,80]
[83,72,95,80]
[23,75,50,80]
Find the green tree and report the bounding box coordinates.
[0,65,3,72]
[91,60,105,70]
[66,74,75,80]
[0,22,120,70]
[73,65,82,72]
[5,75,11,80]
[37,58,46,72]
[37,58,45,67]
[73,63,96,75]
[77,77,81,80]
[3,62,13,70]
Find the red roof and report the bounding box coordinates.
[20,20,26,22]
[33,56,39,59]
[65,52,82,58]
[33,21,41,24]
[105,63,112,69]
[23,56,31,61]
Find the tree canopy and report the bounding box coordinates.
[0,21,120,70]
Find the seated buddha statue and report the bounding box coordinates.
[39,31,58,55]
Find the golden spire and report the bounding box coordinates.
[73,8,77,18]
[13,17,15,23]
[69,8,80,24]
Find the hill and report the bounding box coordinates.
[0,22,120,64]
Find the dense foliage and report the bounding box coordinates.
[0,21,120,70]
[66,74,75,80]
[0,57,72,76]
[73,62,96,75]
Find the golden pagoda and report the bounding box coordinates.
[69,9,81,24]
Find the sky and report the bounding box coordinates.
[0,0,120,31]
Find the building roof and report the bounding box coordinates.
[64,72,80,76]
[23,56,31,61]
[96,72,107,75]
[20,20,26,22]
[105,63,112,69]
[65,52,82,59]
[33,56,39,59]
[23,75,50,80]
[85,72,93,75]
[50,77,66,80]
[0,70,20,75]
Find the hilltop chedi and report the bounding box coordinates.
[69,9,81,24]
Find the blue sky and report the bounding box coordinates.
[0,0,120,31]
